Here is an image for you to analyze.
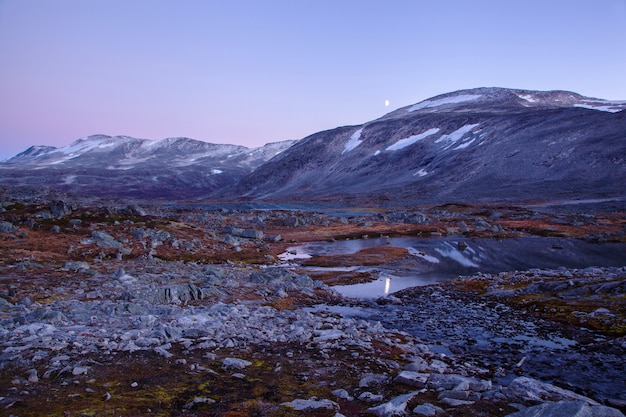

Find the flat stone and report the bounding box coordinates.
[221,357,252,370]
[394,371,429,388]
[505,377,599,405]
[413,403,445,416]
[281,398,339,411]
[72,366,89,376]
[439,397,475,407]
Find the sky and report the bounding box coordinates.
[1,0,625,160]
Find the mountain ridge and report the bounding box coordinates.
[227,87,626,205]
[0,135,297,199]
[1,87,625,204]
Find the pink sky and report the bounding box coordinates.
[1,0,625,160]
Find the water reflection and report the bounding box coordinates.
[280,236,626,298]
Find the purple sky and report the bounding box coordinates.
[1,0,625,160]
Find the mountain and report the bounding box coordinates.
[2,87,625,205]
[228,87,626,205]
[0,135,296,199]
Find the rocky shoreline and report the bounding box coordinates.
[1,189,625,416]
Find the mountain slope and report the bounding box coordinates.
[229,87,626,204]
[0,136,296,199]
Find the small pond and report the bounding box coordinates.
[280,236,626,298]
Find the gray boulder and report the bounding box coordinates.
[0,221,18,234]
[92,231,123,248]
[48,200,72,218]
[504,377,599,405]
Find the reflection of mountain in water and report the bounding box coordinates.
[291,237,626,298]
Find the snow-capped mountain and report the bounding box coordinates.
[2,87,624,204]
[228,87,626,205]
[0,136,296,199]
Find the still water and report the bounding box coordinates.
[280,236,626,298]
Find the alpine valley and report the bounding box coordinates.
[2,88,626,417]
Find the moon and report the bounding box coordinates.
[384,99,390,107]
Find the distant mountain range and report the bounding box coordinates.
[0,135,296,199]
[2,87,625,205]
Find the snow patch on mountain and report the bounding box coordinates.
[517,94,538,103]
[407,94,481,112]
[453,138,476,150]
[386,128,440,151]
[435,124,480,148]
[342,128,364,154]
[574,100,626,113]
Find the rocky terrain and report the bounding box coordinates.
[1,187,625,416]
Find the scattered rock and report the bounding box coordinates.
[367,391,421,416]
[281,398,339,411]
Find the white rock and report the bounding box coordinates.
[222,357,252,370]
[367,391,421,416]
[281,398,339,411]
[332,388,354,401]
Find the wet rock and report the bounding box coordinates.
[505,400,625,417]
[367,391,421,416]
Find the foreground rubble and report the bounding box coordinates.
[1,189,625,416]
